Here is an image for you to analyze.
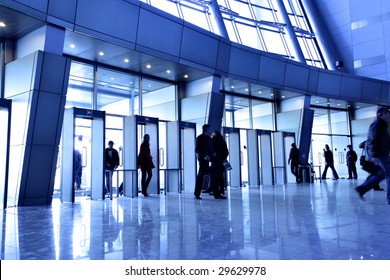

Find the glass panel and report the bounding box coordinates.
[252,100,274,130]
[181,5,210,31]
[225,96,250,129]
[261,29,289,56]
[142,78,176,121]
[67,62,93,109]
[223,19,240,43]
[310,134,331,169]
[330,110,349,135]
[224,0,252,18]
[276,109,301,136]
[252,4,277,22]
[331,135,349,178]
[312,108,329,134]
[147,0,180,17]
[235,23,261,50]
[97,67,139,116]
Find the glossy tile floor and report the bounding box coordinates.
[1,179,390,260]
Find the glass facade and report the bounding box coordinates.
[67,62,94,109]
[310,98,353,178]
[66,61,177,121]
[141,0,327,68]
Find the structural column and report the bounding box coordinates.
[4,25,70,206]
[206,75,225,132]
[274,0,306,63]
[298,95,314,165]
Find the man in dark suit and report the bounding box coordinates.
[346,144,358,179]
[288,143,301,183]
[194,124,213,200]
[210,131,228,199]
[105,140,119,196]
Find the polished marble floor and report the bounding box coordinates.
[1,179,390,260]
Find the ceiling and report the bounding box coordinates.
[0,4,375,112]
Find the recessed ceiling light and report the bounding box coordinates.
[166,69,171,74]
[146,64,152,69]
[281,95,285,98]
[124,58,130,63]
[110,77,114,80]
[184,74,189,78]
[231,86,234,89]
[98,51,105,56]
[258,91,262,94]
[0,22,6,28]
[245,88,249,91]
[270,93,274,96]
[70,43,76,49]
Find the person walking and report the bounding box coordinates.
[321,144,339,180]
[138,134,155,197]
[105,140,119,196]
[355,106,390,204]
[346,145,358,179]
[288,143,301,183]
[358,140,384,191]
[210,131,228,199]
[194,124,213,200]
[74,149,82,189]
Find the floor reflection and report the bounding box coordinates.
[1,179,390,260]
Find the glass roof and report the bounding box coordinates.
[140,0,327,69]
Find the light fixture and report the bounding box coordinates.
[166,69,171,74]
[281,95,285,98]
[0,22,6,28]
[146,64,152,69]
[245,88,249,92]
[184,74,189,78]
[98,51,105,56]
[124,58,130,63]
[70,43,76,49]
[231,86,234,89]
[258,91,262,94]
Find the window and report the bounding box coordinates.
[141,0,328,68]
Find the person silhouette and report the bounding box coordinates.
[105,140,119,196]
[138,134,155,197]
[321,144,339,180]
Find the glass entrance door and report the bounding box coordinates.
[310,134,331,178]
[332,135,349,179]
